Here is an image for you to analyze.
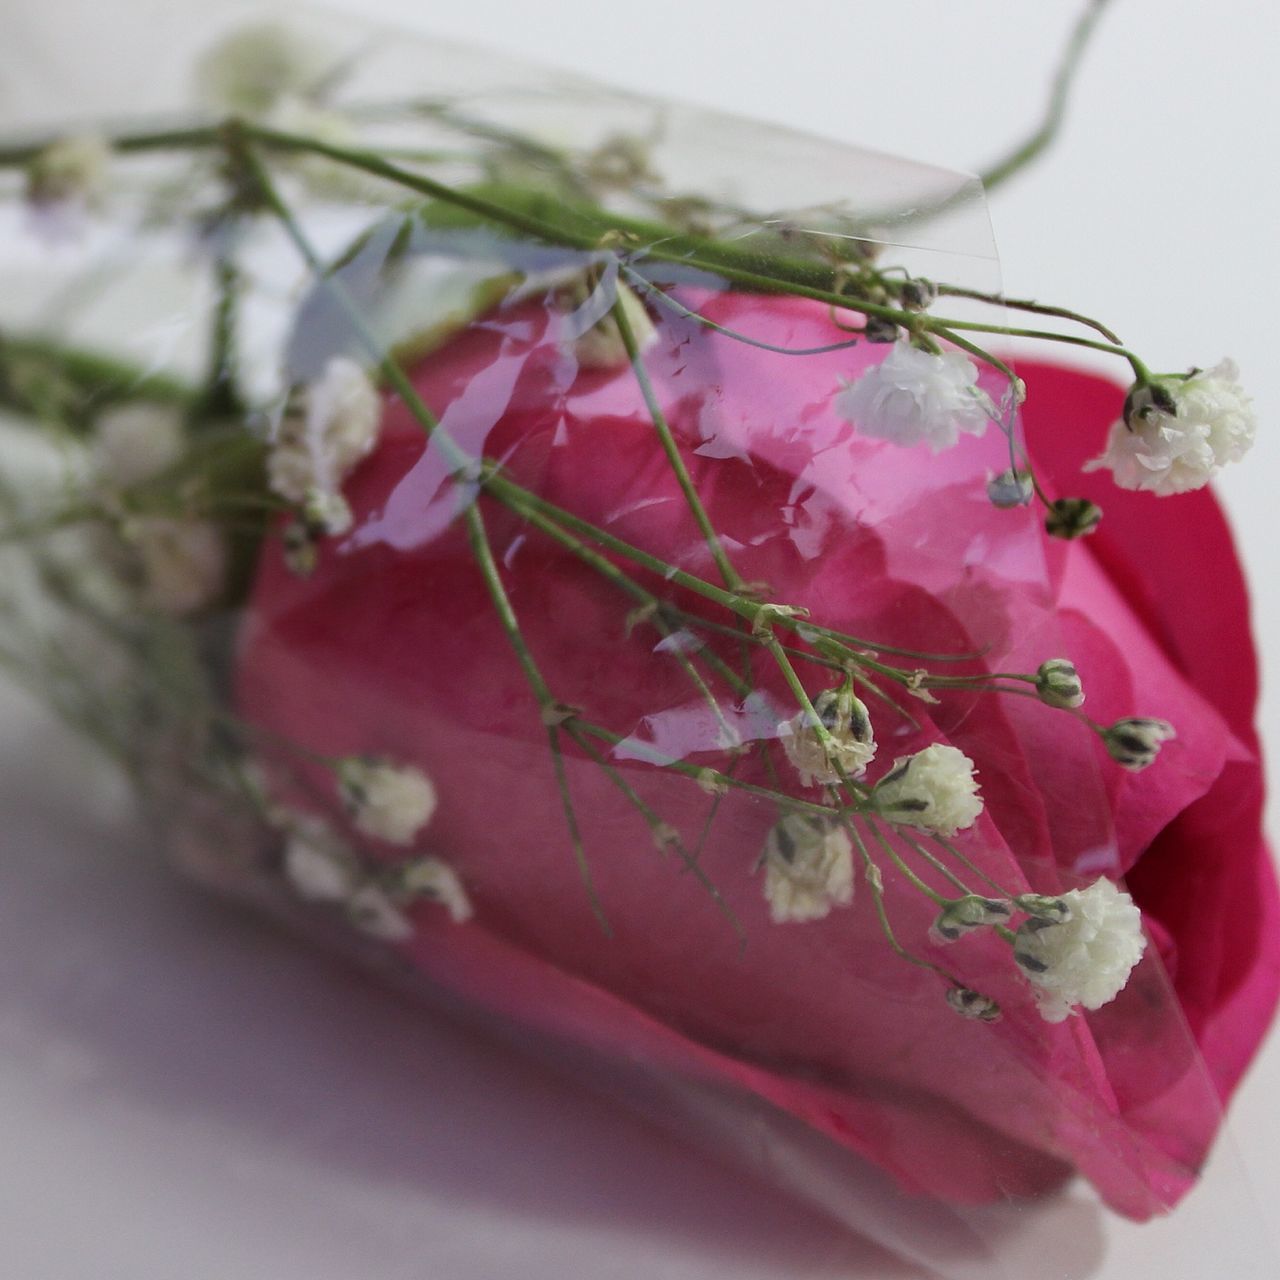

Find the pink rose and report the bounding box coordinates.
[236,289,1279,1219]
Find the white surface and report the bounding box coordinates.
[2,1,1279,1277]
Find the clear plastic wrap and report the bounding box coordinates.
[1,5,1276,1276]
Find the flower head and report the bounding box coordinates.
[873,743,983,837]
[782,686,876,787]
[1086,361,1255,495]
[834,342,990,451]
[268,356,381,531]
[1102,717,1176,771]
[761,814,854,924]
[1014,877,1146,1022]
[338,757,437,845]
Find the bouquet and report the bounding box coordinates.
[1,4,1275,1273]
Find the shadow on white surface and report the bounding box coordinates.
[0,681,1272,1280]
[0,686,934,1280]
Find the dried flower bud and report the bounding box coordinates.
[862,315,900,344]
[1102,717,1176,771]
[282,520,319,577]
[899,279,938,311]
[1035,658,1085,710]
[782,685,876,787]
[946,987,1002,1023]
[1044,497,1102,540]
[931,895,1013,943]
[987,468,1034,509]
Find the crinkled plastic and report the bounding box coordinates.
[0,4,1276,1277]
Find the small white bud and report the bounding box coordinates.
[338,757,438,846]
[195,22,334,117]
[26,134,110,212]
[92,403,185,490]
[946,986,1002,1023]
[396,856,473,924]
[761,814,854,924]
[282,818,360,902]
[1102,717,1176,771]
[986,468,1034,509]
[931,895,1012,944]
[1035,658,1085,710]
[347,884,415,942]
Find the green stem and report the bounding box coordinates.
[610,293,740,590]
[865,815,950,906]
[845,822,957,982]
[978,1,1113,193]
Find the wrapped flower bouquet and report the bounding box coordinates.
[1,3,1275,1274]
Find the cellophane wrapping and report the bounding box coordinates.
[1,4,1277,1276]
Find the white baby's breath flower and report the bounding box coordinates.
[339,757,437,846]
[834,342,990,451]
[282,817,360,902]
[1085,360,1255,495]
[92,404,185,489]
[195,22,334,117]
[347,884,415,943]
[398,856,473,924]
[128,516,226,615]
[782,686,876,787]
[873,743,983,837]
[1014,877,1146,1022]
[268,356,381,531]
[761,814,854,924]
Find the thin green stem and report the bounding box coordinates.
[934,283,1121,346]
[865,815,950,906]
[978,1,1114,193]
[610,292,740,590]
[568,724,744,942]
[845,822,957,982]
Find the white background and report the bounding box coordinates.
[1,1,1278,1276]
